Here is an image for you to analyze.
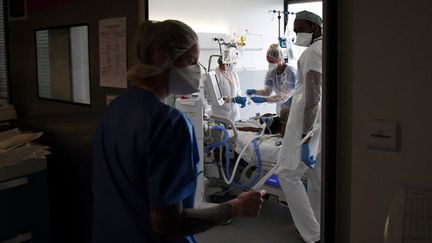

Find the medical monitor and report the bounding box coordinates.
[203,71,225,106]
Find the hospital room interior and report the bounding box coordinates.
[1,0,432,242]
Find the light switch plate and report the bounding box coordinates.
[367,120,399,152]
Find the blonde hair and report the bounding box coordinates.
[266,43,284,60]
[127,20,198,85]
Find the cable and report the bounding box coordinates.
[219,122,266,186]
[207,54,221,72]
[205,121,267,189]
[231,138,262,189]
[205,125,229,150]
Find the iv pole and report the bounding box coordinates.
[269,10,295,48]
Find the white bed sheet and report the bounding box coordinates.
[229,130,283,164]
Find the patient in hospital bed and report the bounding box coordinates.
[231,107,290,162]
[236,107,289,136]
[208,108,293,206]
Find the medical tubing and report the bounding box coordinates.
[220,123,267,185]
[205,125,232,185]
[205,125,229,150]
[204,125,232,183]
[208,54,221,72]
[220,132,230,182]
[205,122,266,187]
[232,138,262,189]
[210,114,238,140]
[210,114,241,183]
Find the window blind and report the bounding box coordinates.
[35,30,51,98]
[0,0,8,98]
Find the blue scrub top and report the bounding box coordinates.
[92,87,199,243]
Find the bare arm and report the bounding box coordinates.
[151,190,265,241]
[151,202,232,240]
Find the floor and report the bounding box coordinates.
[195,201,304,243]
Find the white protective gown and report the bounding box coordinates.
[256,64,297,114]
[277,39,322,171]
[276,37,322,243]
[211,67,241,121]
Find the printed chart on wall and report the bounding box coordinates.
[99,17,127,88]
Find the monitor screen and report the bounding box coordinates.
[203,71,224,106]
[212,75,223,100]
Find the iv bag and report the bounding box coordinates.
[284,28,295,61]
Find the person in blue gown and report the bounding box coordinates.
[92,20,265,243]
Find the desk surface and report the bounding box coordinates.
[0,158,47,182]
[0,129,49,181]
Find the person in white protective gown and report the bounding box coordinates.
[246,44,296,117]
[276,11,323,243]
[211,58,246,121]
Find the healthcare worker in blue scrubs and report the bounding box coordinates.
[92,20,265,243]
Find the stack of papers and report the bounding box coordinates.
[0,128,50,164]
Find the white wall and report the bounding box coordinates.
[149,0,283,70]
[337,0,432,242]
[149,0,286,118]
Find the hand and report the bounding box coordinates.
[233,96,247,108]
[301,143,316,169]
[246,89,256,96]
[251,96,267,104]
[228,190,266,217]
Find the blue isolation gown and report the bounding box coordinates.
[92,87,199,243]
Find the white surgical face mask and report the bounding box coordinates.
[294,32,313,47]
[268,62,278,70]
[169,64,201,95]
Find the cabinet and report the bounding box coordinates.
[0,103,52,242]
[0,159,51,243]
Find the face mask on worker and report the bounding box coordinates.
[225,64,234,72]
[268,62,278,70]
[169,63,201,95]
[294,32,313,47]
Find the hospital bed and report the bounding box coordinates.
[228,122,288,207]
[199,116,288,207]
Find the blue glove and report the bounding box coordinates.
[251,96,266,104]
[246,89,256,96]
[301,143,316,169]
[233,96,247,108]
